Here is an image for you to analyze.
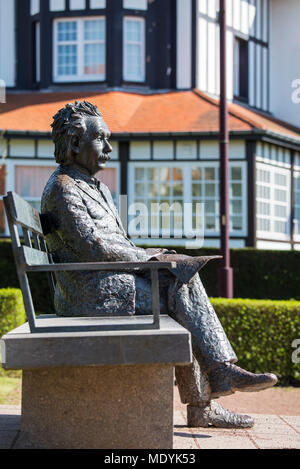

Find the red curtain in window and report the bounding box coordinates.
[15,166,56,198]
[95,168,116,193]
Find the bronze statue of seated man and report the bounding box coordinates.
[41,101,277,429]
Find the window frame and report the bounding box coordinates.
[53,16,106,83]
[123,0,148,11]
[294,169,300,242]
[3,159,121,236]
[3,159,58,236]
[30,0,40,16]
[94,162,121,208]
[128,161,248,239]
[123,16,146,84]
[233,36,249,102]
[256,162,291,241]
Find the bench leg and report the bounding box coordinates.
[16,364,174,449]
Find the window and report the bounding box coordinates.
[130,166,184,237]
[2,160,120,236]
[294,171,300,238]
[128,162,247,239]
[191,164,245,233]
[53,17,106,82]
[123,17,145,83]
[50,0,66,12]
[90,0,106,8]
[30,0,40,15]
[11,164,56,238]
[13,165,119,210]
[256,163,291,239]
[15,166,57,212]
[192,165,219,232]
[230,166,244,232]
[123,0,148,10]
[94,165,120,206]
[70,0,85,10]
[234,37,249,101]
[256,142,291,168]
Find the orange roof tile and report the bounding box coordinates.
[0,89,299,142]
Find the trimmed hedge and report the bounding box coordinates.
[0,273,299,384]
[212,298,300,386]
[0,288,26,338]
[0,239,300,311]
[158,246,300,301]
[0,239,53,314]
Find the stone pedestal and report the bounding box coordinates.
[18,364,174,449]
[1,315,191,449]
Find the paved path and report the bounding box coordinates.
[1,389,300,449]
[0,406,20,449]
[173,410,300,449]
[173,386,300,449]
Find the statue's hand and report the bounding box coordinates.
[162,249,177,254]
[146,248,177,262]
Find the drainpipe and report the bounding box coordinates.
[218,0,233,298]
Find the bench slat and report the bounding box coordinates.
[19,246,50,266]
[6,192,44,236]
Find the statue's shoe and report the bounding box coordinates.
[209,363,278,399]
[187,401,254,428]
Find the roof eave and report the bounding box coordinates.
[1,128,300,149]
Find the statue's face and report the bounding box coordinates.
[73,115,113,175]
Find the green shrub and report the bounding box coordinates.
[0,240,53,314]
[0,288,26,338]
[1,240,300,312]
[211,298,300,386]
[148,246,300,301]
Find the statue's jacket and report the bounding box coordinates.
[41,165,152,317]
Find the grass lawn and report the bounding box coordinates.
[0,375,21,405]
[0,349,22,405]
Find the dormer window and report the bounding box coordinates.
[123,17,145,83]
[233,37,249,102]
[53,17,106,83]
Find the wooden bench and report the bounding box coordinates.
[1,191,192,449]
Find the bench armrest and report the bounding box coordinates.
[20,260,176,332]
[24,261,177,273]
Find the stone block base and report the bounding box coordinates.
[16,364,174,449]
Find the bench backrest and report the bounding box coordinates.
[4,192,55,332]
[4,191,164,334]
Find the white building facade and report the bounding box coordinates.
[0,0,300,251]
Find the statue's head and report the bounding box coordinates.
[51,100,112,175]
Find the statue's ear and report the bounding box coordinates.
[70,135,80,155]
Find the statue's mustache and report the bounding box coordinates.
[99,153,111,162]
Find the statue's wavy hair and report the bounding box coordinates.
[51,100,102,165]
